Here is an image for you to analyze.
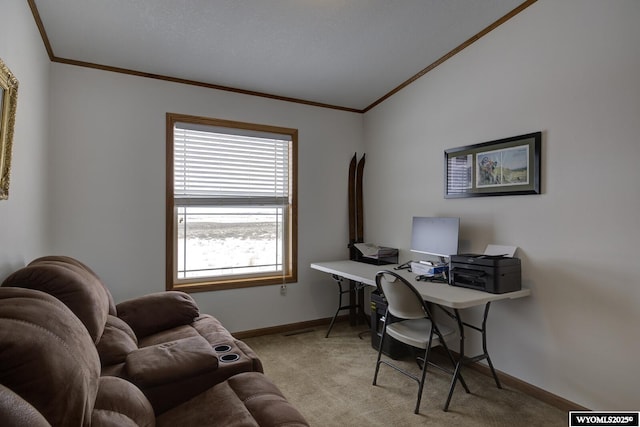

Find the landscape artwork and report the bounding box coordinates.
[476,145,529,188]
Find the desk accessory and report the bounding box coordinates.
[410,261,448,276]
[450,254,521,293]
[354,243,398,265]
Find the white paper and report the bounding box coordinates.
[354,243,380,257]
[484,244,517,257]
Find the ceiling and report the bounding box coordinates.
[31,0,531,112]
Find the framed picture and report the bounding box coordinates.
[444,132,541,198]
[0,57,19,200]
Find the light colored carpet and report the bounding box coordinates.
[243,321,567,427]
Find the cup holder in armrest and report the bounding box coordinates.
[219,353,240,363]
[212,343,239,362]
[213,344,232,353]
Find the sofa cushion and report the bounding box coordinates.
[228,373,309,427]
[156,372,310,427]
[97,315,139,367]
[116,291,199,339]
[0,287,101,427]
[0,384,51,427]
[91,376,155,427]
[30,255,117,315]
[1,261,110,343]
[125,335,218,388]
[101,362,126,378]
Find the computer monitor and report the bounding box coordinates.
[410,216,460,262]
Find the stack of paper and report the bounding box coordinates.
[354,243,398,259]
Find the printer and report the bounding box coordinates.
[449,254,521,294]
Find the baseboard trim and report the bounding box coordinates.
[430,346,588,412]
[234,318,586,412]
[463,358,589,412]
[232,315,351,340]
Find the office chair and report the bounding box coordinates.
[372,270,469,413]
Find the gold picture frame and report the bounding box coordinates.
[0,57,19,200]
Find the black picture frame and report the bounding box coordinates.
[444,132,541,198]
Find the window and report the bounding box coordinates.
[166,113,297,292]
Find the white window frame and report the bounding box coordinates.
[166,113,297,292]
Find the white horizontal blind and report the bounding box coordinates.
[174,122,290,206]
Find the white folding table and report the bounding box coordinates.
[310,260,531,411]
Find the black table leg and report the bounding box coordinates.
[444,302,500,411]
[326,275,369,337]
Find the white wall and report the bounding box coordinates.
[0,2,51,276]
[363,0,640,410]
[48,64,363,332]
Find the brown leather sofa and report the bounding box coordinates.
[0,256,309,426]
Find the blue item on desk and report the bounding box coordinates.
[410,261,448,276]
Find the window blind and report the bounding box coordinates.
[174,122,290,206]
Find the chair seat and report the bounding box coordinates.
[387,318,455,349]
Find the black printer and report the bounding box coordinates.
[449,254,521,294]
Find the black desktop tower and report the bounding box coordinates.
[370,290,411,359]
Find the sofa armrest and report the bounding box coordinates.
[125,336,218,388]
[116,291,199,339]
